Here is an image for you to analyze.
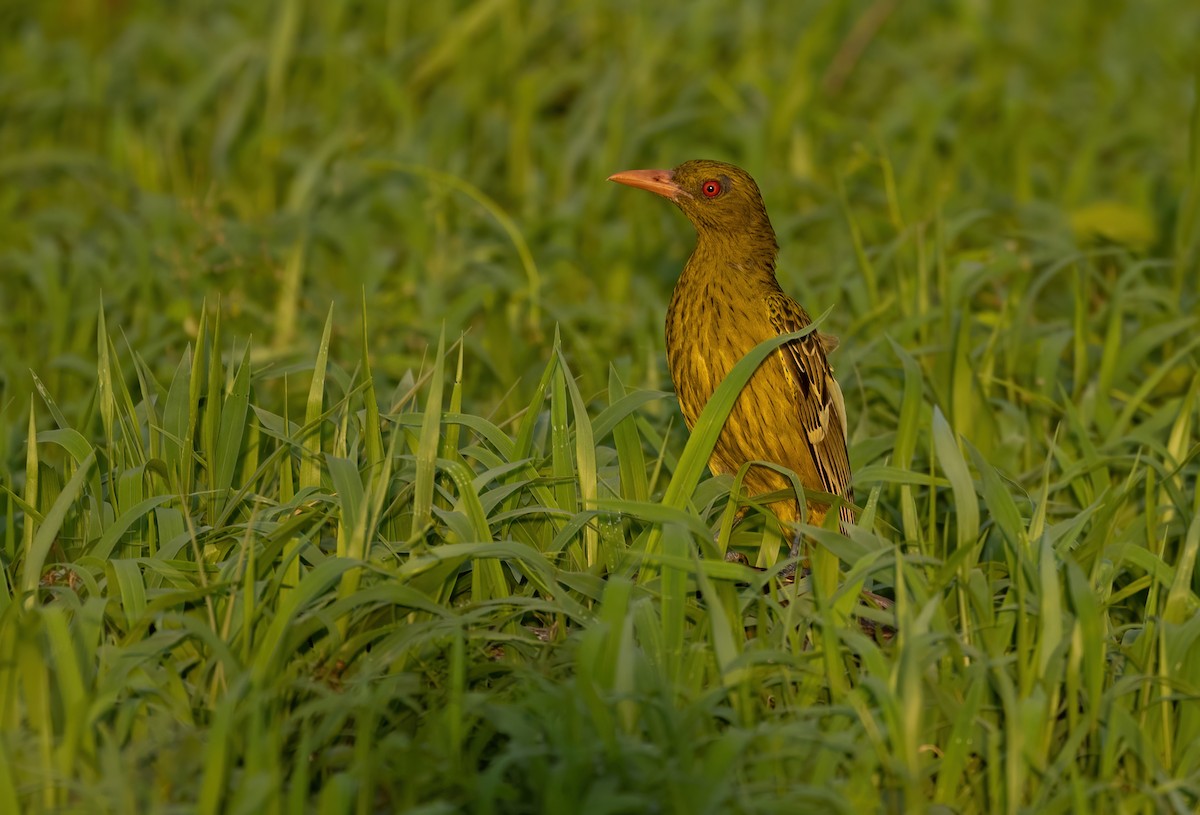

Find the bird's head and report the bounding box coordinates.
[608,159,775,242]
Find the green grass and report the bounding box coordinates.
[3,0,1200,812]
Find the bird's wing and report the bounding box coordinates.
[765,292,854,514]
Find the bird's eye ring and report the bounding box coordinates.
[701,179,722,198]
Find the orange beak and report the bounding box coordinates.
[607,168,691,201]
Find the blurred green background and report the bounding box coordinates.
[3,0,1195,475]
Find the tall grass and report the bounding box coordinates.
[2,0,1200,812]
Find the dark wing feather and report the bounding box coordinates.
[765,292,855,528]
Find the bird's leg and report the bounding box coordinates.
[719,519,750,564]
[776,527,803,581]
[719,505,752,563]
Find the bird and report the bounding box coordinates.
[608,159,854,550]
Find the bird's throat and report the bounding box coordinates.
[674,233,781,320]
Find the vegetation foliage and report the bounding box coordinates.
[2,0,1200,812]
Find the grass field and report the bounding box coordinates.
[3,0,1200,812]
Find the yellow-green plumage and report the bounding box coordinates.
[611,159,853,531]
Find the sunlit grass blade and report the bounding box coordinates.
[96,307,115,457]
[411,328,446,540]
[301,305,335,492]
[606,368,652,506]
[549,335,577,528]
[888,338,926,543]
[556,347,599,567]
[213,342,252,503]
[359,293,384,474]
[21,400,38,585]
[659,523,690,686]
[932,405,980,648]
[160,345,193,485]
[202,306,224,519]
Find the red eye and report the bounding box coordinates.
[702,179,722,198]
